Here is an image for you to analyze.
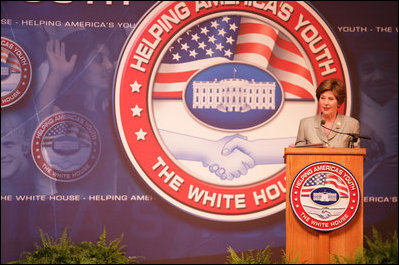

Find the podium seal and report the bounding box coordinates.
[289,161,360,232]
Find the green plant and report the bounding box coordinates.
[226,245,272,264]
[226,228,398,264]
[281,248,306,264]
[10,227,140,264]
[10,227,79,264]
[77,228,139,264]
[363,227,398,264]
[330,246,365,264]
[330,228,398,264]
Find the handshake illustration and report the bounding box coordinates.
[159,130,294,180]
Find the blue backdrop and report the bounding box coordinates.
[1,1,397,263]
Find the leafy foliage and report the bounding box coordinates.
[331,227,398,264]
[281,248,306,264]
[9,226,397,264]
[10,227,139,264]
[331,246,365,264]
[226,245,272,264]
[363,227,398,264]
[227,227,398,264]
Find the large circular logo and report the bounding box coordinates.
[1,37,32,108]
[32,112,101,182]
[289,161,360,232]
[114,2,352,221]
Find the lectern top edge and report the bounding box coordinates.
[284,147,367,157]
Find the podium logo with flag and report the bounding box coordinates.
[290,161,360,232]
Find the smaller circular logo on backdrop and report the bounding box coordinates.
[32,112,101,182]
[289,161,360,232]
[184,63,283,130]
[1,37,32,108]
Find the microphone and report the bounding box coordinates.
[320,112,326,126]
[320,112,371,147]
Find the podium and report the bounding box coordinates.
[284,148,366,264]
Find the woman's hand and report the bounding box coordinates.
[37,40,77,120]
[46,39,77,80]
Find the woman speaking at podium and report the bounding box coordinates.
[294,78,360,148]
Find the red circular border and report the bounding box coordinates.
[115,1,351,221]
[289,161,360,232]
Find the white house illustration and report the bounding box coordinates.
[192,78,276,113]
[313,192,337,202]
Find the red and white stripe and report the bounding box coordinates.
[42,124,91,148]
[153,57,229,98]
[234,18,314,100]
[324,174,349,197]
[301,174,349,198]
[1,48,21,73]
[153,17,315,100]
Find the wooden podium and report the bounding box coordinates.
[284,148,366,264]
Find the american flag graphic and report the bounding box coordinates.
[153,16,314,100]
[1,47,21,73]
[43,122,91,148]
[301,173,349,198]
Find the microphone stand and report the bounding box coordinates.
[321,120,371,148]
